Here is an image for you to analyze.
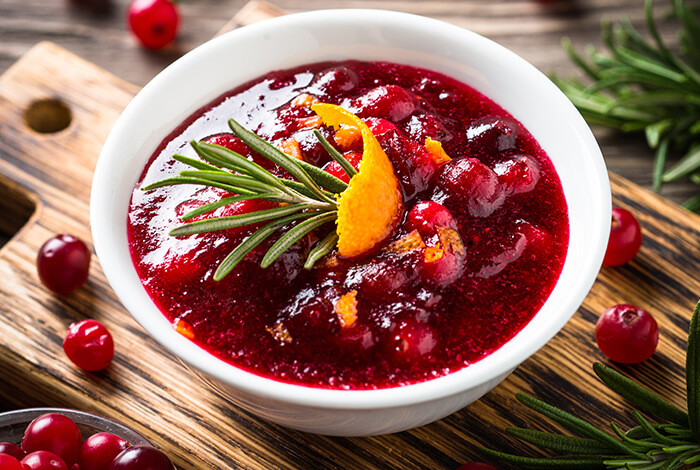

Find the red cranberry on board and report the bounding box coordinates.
[63,319,115,371]
[0,442,26,460]
[127,0,179,50]
[603,207,642,267]
[437,158,505,217]
[108,445,175,470]
[22,413,82,466]
[21,450,69,470]
[79,432,130,470]
[0,453,23,470]
[37,234,91,295]
[351,85,418,122]
[595,304,659,364]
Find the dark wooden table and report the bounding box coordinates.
[1,0,697,206]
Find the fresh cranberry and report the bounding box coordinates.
[127,0,179,50]
[0,453,23,470]
[351,85,418,122]
[22,414,82,467]
[406,201,456,236]
[595,304,658,364]
[456,464,499,470]
[108,445,175,470]
[79,433,130,470]
[21,451,69,470]
[37,234,91,295]
[496,154,541,195]
[437,158,505,217]
[0,442,26,460]
[603,207,642,267]
[63,319,115,371]
[322,151,362,183]
[465,116,519,157]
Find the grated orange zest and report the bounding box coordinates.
[174,319,195,340]
[291,93,320,107]
[424,244,444,263]
[299,115,323,129]
[386,230,426,254]
[437,226,465,256]
[277,137,303,160]
[425,137,452,165]
[311,103,403,258]
[266,321,293,344]
[335,290,358,328]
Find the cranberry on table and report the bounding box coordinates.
[595,304,659,364]
[0,453,24,470]
[37,234,91,295]
[108,445,175,470]
[22,413,82,467]
[127,0,179,50]
[79,432,130,470]
[603,207,642,267]
[21,450,69,470]
[63,319,115,371]
[0,442,26,460]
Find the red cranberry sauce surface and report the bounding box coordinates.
[128,61,569,390]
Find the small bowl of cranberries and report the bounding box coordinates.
[0,408,175,470]
[91,10,611,436]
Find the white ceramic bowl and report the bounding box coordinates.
[91,9,610,436]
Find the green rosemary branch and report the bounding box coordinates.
[481,300,700,469]
[551,0,700,210]
[142,117,357,281]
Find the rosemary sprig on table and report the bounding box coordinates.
[481,300,700,469]
[551,0,700,211]
[142,118,356,281]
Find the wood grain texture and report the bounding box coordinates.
[0,3,699,470]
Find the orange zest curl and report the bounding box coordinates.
[312,103,403,258]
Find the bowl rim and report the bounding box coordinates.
[91,9,611,410]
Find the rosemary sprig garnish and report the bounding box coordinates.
[142,117,356,281]
[481,300,700,469]
[551,0,700,210]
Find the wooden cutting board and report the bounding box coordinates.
[0,2,699,468]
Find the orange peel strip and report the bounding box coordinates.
[311,103,403,258]
[174,319,195,340]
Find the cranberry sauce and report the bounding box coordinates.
[128,61,569,390]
